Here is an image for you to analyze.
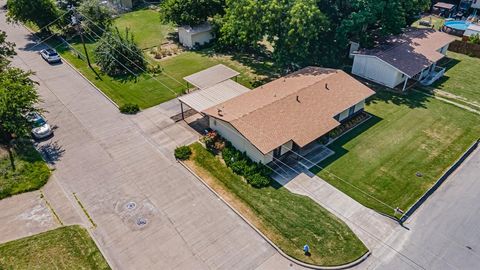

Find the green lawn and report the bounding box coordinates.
[187,143,367,266]
[432,51,480,106]
[0,225,110,269]
[412,15,445,30]
[0,143,50,200]
[114,9,174,49]
[312,90,480,216]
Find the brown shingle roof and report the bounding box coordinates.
[203,67,375,154]
[434,2,455,10]
[355,28,456,77]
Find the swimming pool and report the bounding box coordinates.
[444,20,470,31]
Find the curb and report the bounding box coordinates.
[177,159,371,270]
[20,24,119,108]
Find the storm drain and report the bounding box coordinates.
[136,217,147,227]
[125,202,137,210]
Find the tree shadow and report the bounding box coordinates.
[367,88,431,109]
[37,141,65,165]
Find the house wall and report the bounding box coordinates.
[191,31,213,47]
[472,0,480,9]
[352,55,407,88]
[438,44,450,55]
[209,117,273,164]
[281,140,293,155]
[337,100,366,121]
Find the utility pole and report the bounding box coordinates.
[70,7,99,78]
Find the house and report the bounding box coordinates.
[351,28,456,90]
[178,23,214,49]
[464,23,480,37]
[201,67,375,164]
[433,2,456,17]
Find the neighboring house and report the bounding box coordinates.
[201,67,375,164]
[178,23,214,49]
[352,28,456,90]
[473,0,480,9]
[432,2,456,17]
[464,23,480,37]
[109,0,133,9]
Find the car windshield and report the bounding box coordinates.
[32,117,46,127]
[46,49,58,56]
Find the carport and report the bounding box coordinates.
[178,65,249,120]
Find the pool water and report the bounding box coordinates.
[444,20,471,31]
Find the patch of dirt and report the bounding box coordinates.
[0,147,7,159]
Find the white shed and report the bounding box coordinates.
[464,24,480,37]
[178,23,213,49]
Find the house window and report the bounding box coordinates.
[213,119,217,126]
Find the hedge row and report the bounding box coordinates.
[221,143,272,188]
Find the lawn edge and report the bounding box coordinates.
[177,159,371,270]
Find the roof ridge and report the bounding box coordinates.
[230,70,340,121]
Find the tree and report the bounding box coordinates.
[468,34,480,45]
[0,30,16,68]
[94,27,146,76]
[0,67,41,171]
[78,0,114,35]
[6,0,60,31]
[160,0,225,26]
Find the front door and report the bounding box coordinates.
[273,146,282,159]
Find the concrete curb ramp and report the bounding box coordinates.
[178,159,371,270]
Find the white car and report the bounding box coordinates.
[28,113,53,139]
[40,48,61,63]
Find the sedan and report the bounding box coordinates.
[40,48,61,63]
[28,113,53,139]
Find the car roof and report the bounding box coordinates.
[45,48,57,54]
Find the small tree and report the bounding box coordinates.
[468,34,480,45]
[0,31,16,68]
[78,0,114,35]
[6,0,60,31]
[0,67,41,171]
[94,27,146,76]
[160,0,225,26]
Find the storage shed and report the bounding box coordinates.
[178,23,213,49]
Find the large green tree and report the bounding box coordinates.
[0,31,16,68]
[160,0,225,26]
[94,27,146,76]
[6,0,60,31]
[78,0,114,35]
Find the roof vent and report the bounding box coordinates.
[296,95,300,103]
[325,83,329,90]
[217,109,223,116]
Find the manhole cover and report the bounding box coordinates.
[136,218,147,226]
[125,202,137,210]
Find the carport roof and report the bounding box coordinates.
[178,79,250,113]
[183,64,240,89]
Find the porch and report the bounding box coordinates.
[419,65,446,86]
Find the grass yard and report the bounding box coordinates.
[0,225,110,269]
[186,143,367,266]
[412,15,445,30]
[432,51,480,106]
[114,9,174,49]
[312,90,480,216]
[45,8,277,109]
[0,143,50,200]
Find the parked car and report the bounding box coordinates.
[40,48,61,63]
[28,113,53,139]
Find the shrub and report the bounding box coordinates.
[247,173,271,188]
[119,103,140,114]
[220,144,271,188]
[174,145,192,160]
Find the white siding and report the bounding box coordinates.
[472,0,480,9]
[281,141,293,155]
[352,55,407,88]
[438,44,449,55]
[338,109,350,121]
[210,118,272,164]
[191,31,213,47]
[354,100,365,112]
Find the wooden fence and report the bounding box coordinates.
[448,40,480,58]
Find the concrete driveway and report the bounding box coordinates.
[0,8,305,269]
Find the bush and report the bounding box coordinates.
[221,144,271,188]
[174,145,192,160]
[119,103,140,114]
